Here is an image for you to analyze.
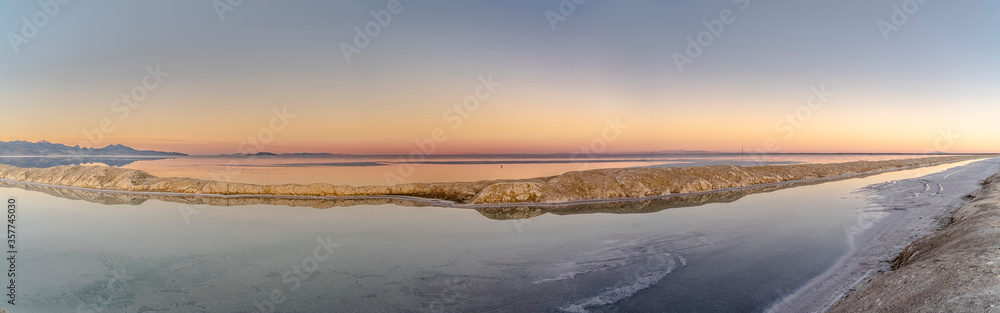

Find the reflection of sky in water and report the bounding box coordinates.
[11,160,981,312]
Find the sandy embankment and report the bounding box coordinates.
[0,173,832,219]
[829,170,1000,312]
[0,156,985,205]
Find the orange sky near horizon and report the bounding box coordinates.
[2,73,998,155]
[3,89,997,155]
[2,1,997,156]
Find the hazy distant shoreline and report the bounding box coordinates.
[3,140,993,159]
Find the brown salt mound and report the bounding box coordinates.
[0,156,985,205]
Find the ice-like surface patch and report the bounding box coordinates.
[559,255,684,313]
[533,261,628,284]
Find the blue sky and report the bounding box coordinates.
[1,0,998,154]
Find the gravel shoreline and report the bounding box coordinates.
[767,157,1000,312]
[829,159,1000,312]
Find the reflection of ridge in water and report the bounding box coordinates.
[475,172,878,220]
[0,169,883,220]
[0,157,169,168]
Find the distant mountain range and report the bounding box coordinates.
[0,140,187,156]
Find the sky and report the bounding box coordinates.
[1,0,998,155]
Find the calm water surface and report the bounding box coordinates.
[9,158,990,312]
